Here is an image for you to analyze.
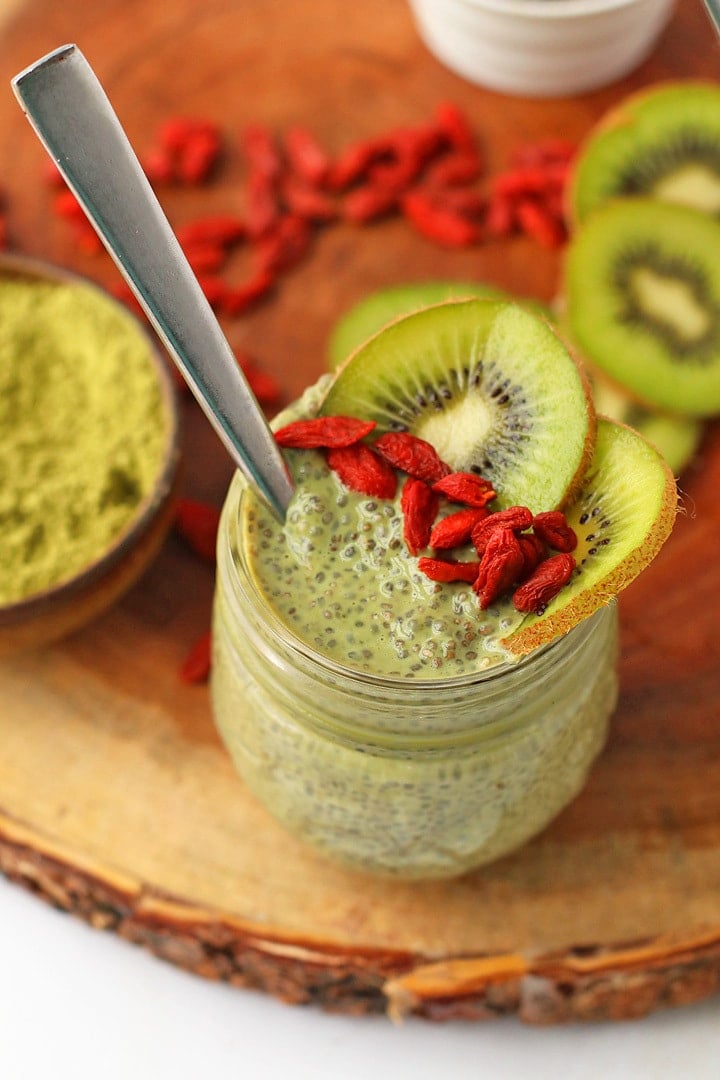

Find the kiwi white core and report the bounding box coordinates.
[653,164,720,215]
[630,267,711,343]
[415,395,497,470]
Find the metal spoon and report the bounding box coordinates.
[11,43,294,521]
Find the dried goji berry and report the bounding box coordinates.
[513,553,576,614]
[485,193,516,238]
[435,101,477,156]
[342,182,399,224]
[418,557,481,584]
[374,432,450,484]
[425,150,483,188]
[327,444,397,499]
[253,213,312,275]
[326,136,393,191]
[220,270,275,316]
[516,199,566,249]
[284,126,331,186]
[241,123,282,181]
[142,148,175,185]
[471,506,534,554]
[179,630,212,684]
[196,275,228,309]
[429,507,490,550]
[177,215,246,248]
[532,510,578,553]
[518,533,547,580]
[474,528,525,609]
[401,478,439,555]
[236,352,282,407]
[183,240,227,274]
[432,472,496,507]
[245,171,280,239]
[177,129,221,184]
[53,189,85,221]
[281,174,338,222]
[175,498,221,563]
[275,415,377,449]
[401,190,481,248]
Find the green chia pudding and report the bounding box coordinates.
[210,377,620,879]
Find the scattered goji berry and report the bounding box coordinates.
[183,240,227,274]
[474,528,525,609]
[432,472,496,507]
[513,552,576,614]
[374,431,450,483]
[435,101,477,156]
[220,270,275,316]
[343,182,399,224]
[401,478,440,555]
[326,136,393,191]
[284,126,331,186]
[429,507,490,549]
[281,174,338,222]
[515,199,566,249]
[485,193,516,237]
[327,444,397,499]
[253,213,311,275]
[177,215,246,248]
[179,630,212,684]
[401,190,481,247]
[196,274,228,309]
[241,123,283,181]
[532,510,578,553]
[418,557,481,584]
[175,497,221,563]
[471,506,534,555]
[236,352,282,407]
[425,150,483,188]
[245,170,281,239]
[275,415,377,449]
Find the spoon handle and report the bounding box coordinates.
[12,44,294,521]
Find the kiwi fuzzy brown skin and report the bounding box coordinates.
[567,80,720,227]
[322,299,596,516]
[503,417,677,657]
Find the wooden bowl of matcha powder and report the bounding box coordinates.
[0,254,181,654]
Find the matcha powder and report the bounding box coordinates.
[0,276,169,604]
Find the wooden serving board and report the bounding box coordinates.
[1,0,719,1023]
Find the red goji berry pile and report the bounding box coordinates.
[275,418,578,616]
[40,106,573,415]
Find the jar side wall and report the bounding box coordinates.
[211,582,619,879]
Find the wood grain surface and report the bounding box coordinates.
[0,0,719,1023]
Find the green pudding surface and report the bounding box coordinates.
[243,379,528,680]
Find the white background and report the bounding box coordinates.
[1,874,718,1080]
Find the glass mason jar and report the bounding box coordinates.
[211,474,619,881]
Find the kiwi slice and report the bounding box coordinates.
[564,198,720,417]
[504,417,676,657]
[569,82,720,225]
[328,281,552,369]
[590,369,703,475]
[320,299,595,515]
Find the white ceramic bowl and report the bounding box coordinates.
[408,0,675,98]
